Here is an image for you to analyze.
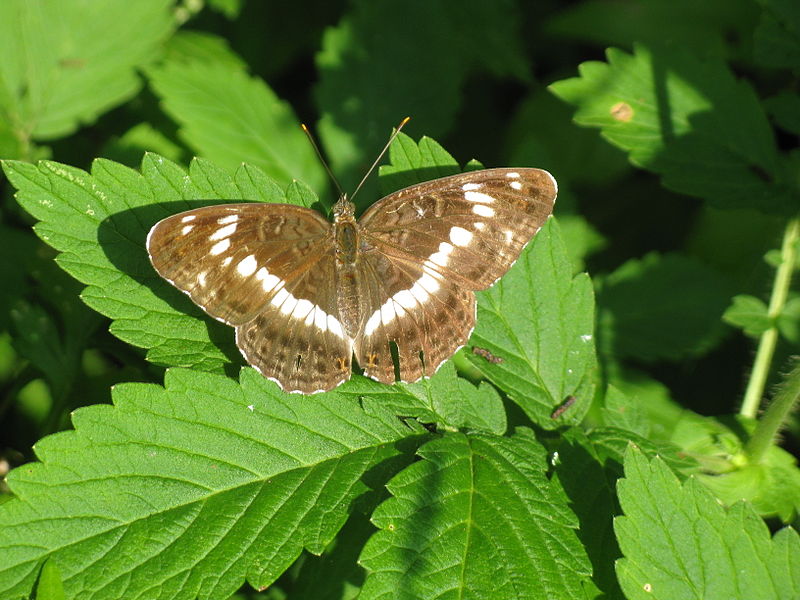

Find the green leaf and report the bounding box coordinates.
[777,296,800,343]
[467,218,597,428]
[0,368,417,599]
[698,445,800,522]
[359,430,592,599]
[722,294,772,336]
[147,57,326,191]
[600,385,650,437]
[552,427,697,599]
[315,0,529,188]
[34,559,65,600]
[101,122,186,169]
[545,0,755,55]
[598,252,732,361]
[615,448,800,600]
[0,0,173,142]
[765,91,800,136]
[2,155,303,376]
[754,0,800,71]
[549,44,792,213]
[340,362,506,435]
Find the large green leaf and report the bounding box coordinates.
[0,368,416,599]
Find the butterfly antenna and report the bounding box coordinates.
[350,116,411,202]
[301,123,345,198]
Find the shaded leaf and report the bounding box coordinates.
[598,252,732,361]
[360,430,592,599]
[549,44,793,213]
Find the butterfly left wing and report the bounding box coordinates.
[147,203,354,393]
[353,167,556,383]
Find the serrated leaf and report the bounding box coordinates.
[340,362,506,435]
[0,0,173,141]
[0,368,417,600]
[549,44,793,213]
[359,430,591,599]
[147,58,325,191]
[598,252,732,361]
[615,448,800,600]
[722,294,772,336]
[466,218,597,428]
[315,0,528,189]
[2,155,303,375]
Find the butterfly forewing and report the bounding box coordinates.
[146,166,557,393]
[147,204,332,325]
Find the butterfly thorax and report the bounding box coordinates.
[332,195,364,337]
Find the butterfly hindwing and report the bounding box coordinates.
[353,250,475,384]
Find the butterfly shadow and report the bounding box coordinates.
[96,200,246,377]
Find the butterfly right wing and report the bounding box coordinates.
[147,203,353,393]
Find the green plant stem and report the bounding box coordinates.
[740,217,800,419]
[746,360,800,464]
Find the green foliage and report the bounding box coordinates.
[616,448,800,600]
[1,1,799,599]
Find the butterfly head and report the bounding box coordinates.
[332,194,356,222]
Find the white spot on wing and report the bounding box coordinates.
[313,307,328,332]
[222,256,233,266]
[464,191,496,204]
[364,311,381,336]
[449,226,473,247]
[278,294,298,316]
[394,289,417,309]
[256,267,281,292]
[210,223,237,241]
[181,214,196,223]
[197,271,207,287]
[237,254,258,276]
[327,315,345,338]
[182,225,194,235]
[292,299,314,320]
[462,182,482,191]
[510,181,523,190]
[217,214,239,225]
[210,238,230,255]
[472,204,494,217]
[474,222,485,230]
[506,171,520,178]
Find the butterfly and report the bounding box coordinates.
[147,165,556,394]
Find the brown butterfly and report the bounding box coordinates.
[147,159,556,393]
